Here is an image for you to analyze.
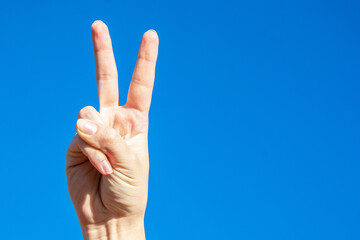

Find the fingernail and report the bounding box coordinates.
[77,119,97,135]
[101,160,113,174]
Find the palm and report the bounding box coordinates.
[67,107,149,224]
[66,21,158,227]
[101,106,149,144]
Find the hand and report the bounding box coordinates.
[66,20,159,240]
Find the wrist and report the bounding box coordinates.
[81,216,145,240]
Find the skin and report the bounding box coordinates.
[66,20,159,240]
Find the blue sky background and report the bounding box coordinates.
[0,0,359,239]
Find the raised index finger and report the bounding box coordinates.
[91,20,119,109]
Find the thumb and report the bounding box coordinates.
[76,119,130,167]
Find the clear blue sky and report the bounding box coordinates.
[0,0,359,239]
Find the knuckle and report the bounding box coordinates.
[97,72,118,81]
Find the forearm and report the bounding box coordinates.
[82,217,145,240]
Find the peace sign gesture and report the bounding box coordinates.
[66,20,158,240]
